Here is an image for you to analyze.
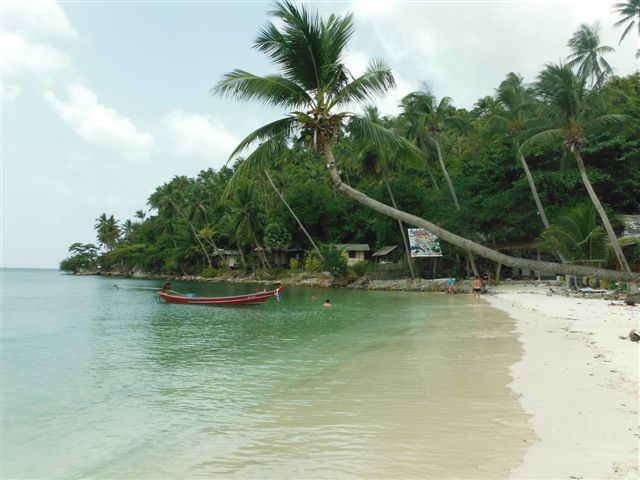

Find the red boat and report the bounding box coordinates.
[158,285,283,305]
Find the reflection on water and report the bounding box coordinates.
[2,270,532,478]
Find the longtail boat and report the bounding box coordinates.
[158,285,283,305]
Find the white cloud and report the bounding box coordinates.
[3,0,78,39]
[346,0,638,108]
[0,32,72,77]
[43,84,155,162]
[159,110,239,169]
[33,176,73,198]
[1,82,22,103]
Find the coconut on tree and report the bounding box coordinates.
[213,1,639,282]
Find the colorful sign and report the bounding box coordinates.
[408,228,442,257]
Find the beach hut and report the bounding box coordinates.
[271,247,305,268]
[213,249,241,269]
[372,245,399,264]
[333,244,370,266]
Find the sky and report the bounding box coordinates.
[1,0,637,269]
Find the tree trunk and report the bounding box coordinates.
[322,142,639,282]
[172,203,213,268]
[251,229,270,270]
[517,146,568,264]
[434,139,479,277]
[264,169,324,261]
[424,154,440,191]
[435,140,460,209]
[383,174,415,278]
[518,148,551,228]
[572,147,631,274]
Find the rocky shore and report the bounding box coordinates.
[87,269,637,301]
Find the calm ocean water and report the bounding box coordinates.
[1,269,532,478]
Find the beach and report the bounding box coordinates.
[485,283,639,479]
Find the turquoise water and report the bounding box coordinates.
[1,269,532,478]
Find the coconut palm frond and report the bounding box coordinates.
[348,116,421,161]
[223,135,289,199]
[520,128,564,152]
[227,117,296,162]
[328,59,395,109]
[213,70,313,109]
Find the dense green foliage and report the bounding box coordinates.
[60,4,640,278]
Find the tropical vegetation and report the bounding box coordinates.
[60,2,640,284]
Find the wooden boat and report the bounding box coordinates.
[158,285,283,305]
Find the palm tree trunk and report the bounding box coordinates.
[382,173,415,278]
[323,142,639,282]
[572,147,631,273]
[434,139,479,277]
[264,170,324,261]
[434,140,460,209]
[424,154,440,191]
[516,146,569,264]
[250,228,270,270]
[518,148,551,228]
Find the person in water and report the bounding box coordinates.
[472,277,482,299]
[447,277,455,295]
[323,299,332,308]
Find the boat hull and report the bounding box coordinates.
[158,287,282,305]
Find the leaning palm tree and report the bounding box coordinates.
[400,89,479,276]
[612,0,640,58]
[526,63,631,274]
[350,106,416,278]
[492,73,553,229]
[566,23,614,87]
[213,1,639,283]
[400,90,467,209]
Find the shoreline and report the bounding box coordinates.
[485,284,639,479]
[80,270,638,475]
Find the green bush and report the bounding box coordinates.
[304,253,322,272]
[289,257,300,271]
[202,267,222,278]
[351,260,370,277]
[320,245,347,277]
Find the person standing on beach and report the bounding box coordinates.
[473,277,482,300]
[447,277,456,295]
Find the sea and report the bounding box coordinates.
[1,268,533,478]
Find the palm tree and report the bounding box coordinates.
[398,98,440,190]
[400,90,467,209]
[228,182,270,270]
[566,23,614,87]
[538,204,609,268]
[492,73,553,229]
[94,213,120,250]
[214,1,639,283]
[527,63,631,274]
[612,0,640,58]
[264,169,324,261]
[351,106,416,278]
[400,90,479,277]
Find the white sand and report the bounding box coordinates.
[484,283,639,479]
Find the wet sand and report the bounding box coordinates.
[485,284,639,479]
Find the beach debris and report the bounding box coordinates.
[628,329,640,342]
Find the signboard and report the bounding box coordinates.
[408,228,442,257]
